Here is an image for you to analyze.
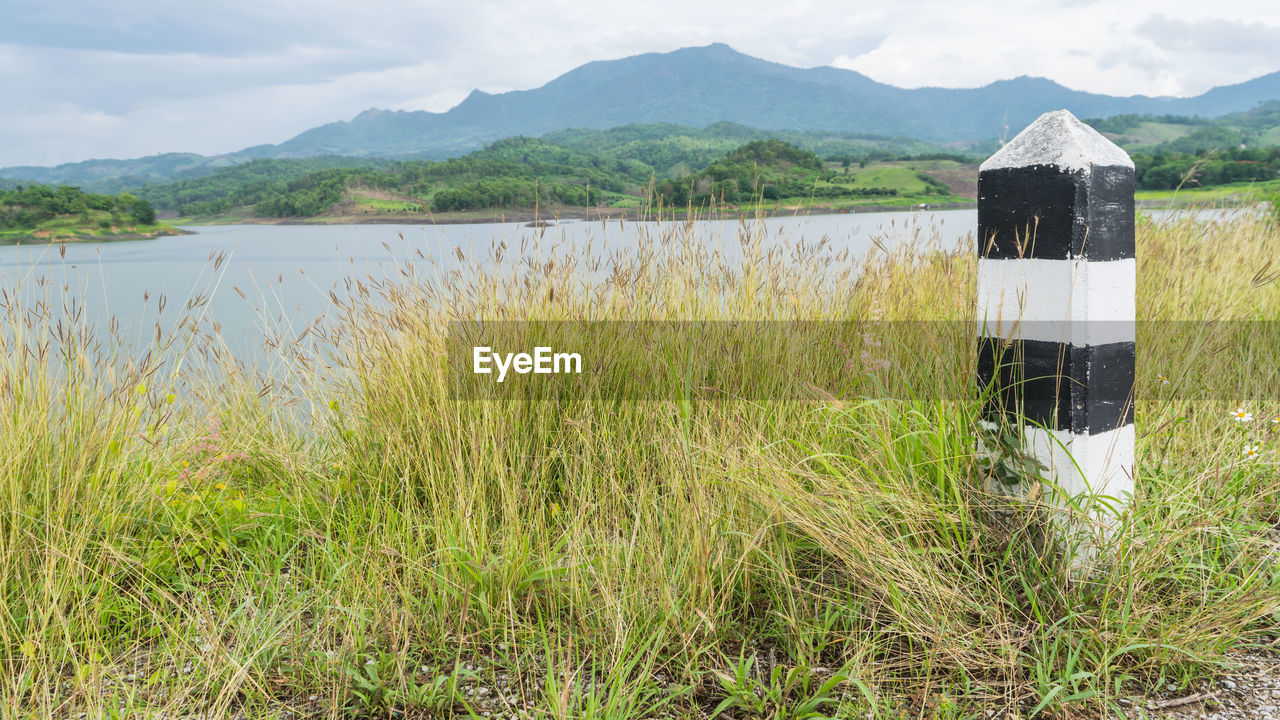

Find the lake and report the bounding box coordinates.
[0,209,977,359]
[0,207,1242,363]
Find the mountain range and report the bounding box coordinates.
[5,43,1280,188]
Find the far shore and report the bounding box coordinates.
[0,225,192,244]
[164,195,1268,229]
[168,200,980,227]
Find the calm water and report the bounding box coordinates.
[0,207,1238,362]
[0,210,976,359]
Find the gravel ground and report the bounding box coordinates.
[1137,652,1280,720]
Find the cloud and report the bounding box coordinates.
[1136,15,1280,56]
[0,0,1277,167]
[1094,46,1174,80]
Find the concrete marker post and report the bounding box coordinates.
[976,109,1136,545]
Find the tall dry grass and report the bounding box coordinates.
[0,207,1277,718]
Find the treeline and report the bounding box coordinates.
[543,121,947,175]
[1134,146,1280,190]
[648,140,951,207]
[136,157,392,217]
[1083,113,1211,134]
[402,137,651,192]
[824,151,978,167]
[115,132,968,219]
[431,179,600,212]
[1081,102,1280,190]
[133,137,649,217]
[651,140,826,206]
[254,168,400,217]
[401,137,648,210]
[1,184,155,229]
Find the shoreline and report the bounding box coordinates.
[160,196,1266,230]
[0,226,193,244]
[170,201,980,228]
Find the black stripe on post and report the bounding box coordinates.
[978,164,1135,261]
[977,337,1135,433]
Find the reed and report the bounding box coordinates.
[1,207,1277,718]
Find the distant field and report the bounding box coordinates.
[350,194,422,212]
[1135,178,1280,205]
[823,160,977,202]
[1102,121,1197,149]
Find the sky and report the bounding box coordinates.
[3,0,1279,168]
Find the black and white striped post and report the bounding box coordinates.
[977,110,1135,532]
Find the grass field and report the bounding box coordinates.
[1101,122,1197,150]
[350,195,424,213]
[2,206,1279,718]
[1135,178,1280,206]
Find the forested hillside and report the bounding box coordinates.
[1,184,178,241]
[1084,102,1280,190]
[134,136,966,221]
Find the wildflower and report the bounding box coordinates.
[165,393,177,404]
[215,483,226,490]
[1273,416,1280,426]
[1157,374,1170,386]
[1232,408,1253,422]
[1244,445,1261,461]
[133,383,147,395]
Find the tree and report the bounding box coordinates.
[129,197,157,225]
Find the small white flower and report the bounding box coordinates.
[1244,445,1261,460]
[1272,416,1280,425]
[1157,374,1170,386]
[1232,408,1253,422]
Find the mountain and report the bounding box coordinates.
[4,43,1280,188]
[266,44,1280,157]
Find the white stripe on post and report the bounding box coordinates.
[976,258,1135,345]
[977,109,1136,530]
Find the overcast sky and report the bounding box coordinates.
[3,0,1278,168]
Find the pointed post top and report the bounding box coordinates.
[980,109,1133,175]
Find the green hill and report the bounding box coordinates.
[1081,103,1280,192]
[1,184,182,242]
[542,122,948,176]
[143,137,966,222]
[1086,101,1280,154]
[137,157,398,217]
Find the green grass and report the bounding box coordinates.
[1106,121,1198,149]
[829,164,933,193]
[351,195,423,212]
[1136,178,1280,205]
[2,207,1279,718]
